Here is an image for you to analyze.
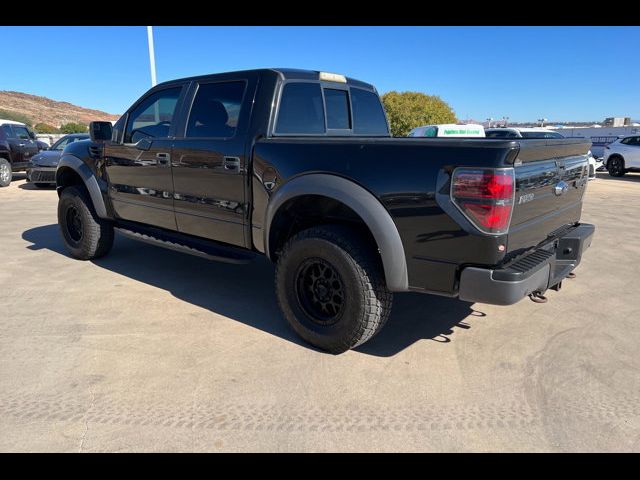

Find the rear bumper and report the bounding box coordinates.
[458,223,595,305]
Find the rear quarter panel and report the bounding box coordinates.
[252,137,520,294]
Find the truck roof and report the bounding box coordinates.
[155,68,376,91]
[0,119,27,126]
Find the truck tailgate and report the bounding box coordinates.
[507,138,591,256]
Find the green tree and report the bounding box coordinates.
[0,109,33,126]
[34,123,59,134]
[381,91,457,137]
[59,122,88,134]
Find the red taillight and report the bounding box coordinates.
[451,168,515,234]
[452,172,513,199]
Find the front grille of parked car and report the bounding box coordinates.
[31,170,56,182]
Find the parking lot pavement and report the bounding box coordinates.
[1,172,639,452]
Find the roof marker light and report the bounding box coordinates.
[319,72,347,83]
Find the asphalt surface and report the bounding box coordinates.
[1,172,639,452]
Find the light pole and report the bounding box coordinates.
[486,117,493,128]
[503,116,509,127]
[538,118,547,127]
[147,26,157,87]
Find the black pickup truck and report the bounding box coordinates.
[0,120,41,187]
[55,68,594,353]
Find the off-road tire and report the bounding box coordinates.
[275,224,393,354]
[58,185,114,260]
[0,158,12,187]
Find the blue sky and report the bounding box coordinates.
[1,26,638,122]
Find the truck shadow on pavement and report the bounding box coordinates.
[19,183,55,191]
[22,224,481,357]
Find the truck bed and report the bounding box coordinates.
[253,136,591,294]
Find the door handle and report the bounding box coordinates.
[223,156,241,171]
[18,143,25,147]
[156,152,171,167]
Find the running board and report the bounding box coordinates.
[115,227,254,264]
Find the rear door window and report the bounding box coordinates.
[276,83,325,134]
[186,81,246,138]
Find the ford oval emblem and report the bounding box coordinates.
[554,181,569,196]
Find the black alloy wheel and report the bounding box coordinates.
[295,258,345,325]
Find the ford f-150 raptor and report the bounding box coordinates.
[55,68,595,353]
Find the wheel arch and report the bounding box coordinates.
[56,155,108,219]
[264,174,409,292]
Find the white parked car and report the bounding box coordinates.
[484,127,565,139]
[586,151,603,181]
[485,127,600,180]
[603,135,640,177]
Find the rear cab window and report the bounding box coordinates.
[274,81,389,136]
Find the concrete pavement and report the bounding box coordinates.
[1,172,639,451]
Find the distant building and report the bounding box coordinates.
[603,117,631,127]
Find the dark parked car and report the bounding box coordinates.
[36,140,50,151]
[27,133,90,188]
[55,68,594,353]
[0,119,40,187]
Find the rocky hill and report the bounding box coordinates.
[0,90,120,127]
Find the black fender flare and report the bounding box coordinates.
[264,174,409,292]
[56,154,108,219]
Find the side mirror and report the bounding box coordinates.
[90,121,113,142]
[134,138,152,151]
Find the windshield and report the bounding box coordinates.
[51,135,87,151]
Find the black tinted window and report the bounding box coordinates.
[276,83,325,134]
[324,89,350,130]
[125,87,182,143]
[186,81,246,138]
[486,130,518,138]
[521,131,564,139]
[13,126,31,140]
[351,88,388,135]
[2,125,12,138]
[52,137,70,150]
